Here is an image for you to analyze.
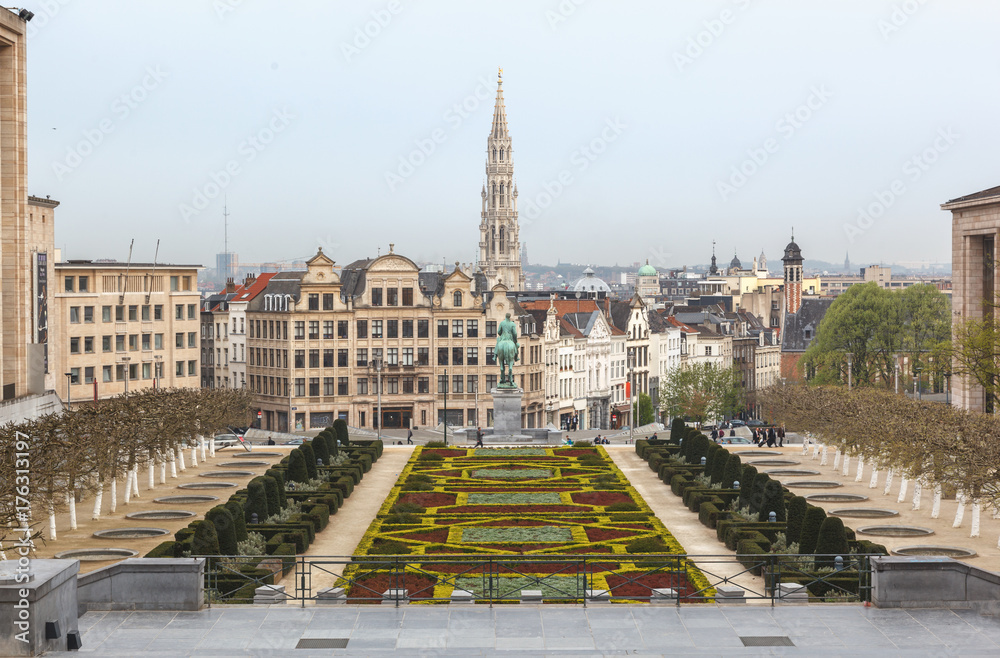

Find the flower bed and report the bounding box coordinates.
[343,447,711,602]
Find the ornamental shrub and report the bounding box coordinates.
[759,480,786,523]
[798,506,827,556]
[814,516,850,569]
[738,465,758,509]
[311,436,330,465]
[749,473,771,515]
[419,452,444,463]
[670,417,685,444]
[205,505,237,555]
[703,446,718,478]
[392,502,426,514]
[370,539,410,555]
[264,468,287,508]
[224,499,248,543]
[287,449,309,484]
[786,496,808,545]
[191,520,220,556]
[606,502,640,512]
[722,454,742,490]
[300,443,318,479]
[333,419,350,447]
[711,448,728,485]
[262,476,280,517]
[244,479,269,525]
[626,537,667,553]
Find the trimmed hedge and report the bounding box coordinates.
[814,516,850,569]
[786,496,808,545]
[192,520,220,555]
[300,443,318,479]
[205,505,238,555]
[333,418,350,447]
[798,505,827,556]
[287,449,309,484]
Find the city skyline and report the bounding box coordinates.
[24,1,999,270]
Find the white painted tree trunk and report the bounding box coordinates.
[820,446,828,465]
[896,477,908,504]
[170,453,178,478]
[931,486,942,519]
[971,502,981,538]
[841,455,851,477]
[911,482,922,511]
[160,458,167,483]
[92,480,104,520]
[869,469,879,489]
[953,492,966,528]
[811,443,819,459]
[48,502,56,541]
[109,478,118,513]
[148,461,156,489]
[200,436,207,462]
[132,466,140,497]
[177,447,186,471]
[190,444,198,468]
[209,436,216,458]
[833,449,841,470]
[802,440,809,456]
[123,470,132,505]
[883,469,894,496]
[855,457,865,482]
[67,491,77,530]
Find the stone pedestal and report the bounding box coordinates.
[492,387,523,435]
[0,559,80,656]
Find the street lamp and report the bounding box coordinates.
[845,352,853,390]
[894,354,901,395]
[65,372,72,410]
[443,367,448,446]
[627,347,636,444]
[945,371,952,406]
[370,357,383,444]
[120,356,131,399]
[913,364,923,401]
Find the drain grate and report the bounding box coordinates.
[740,636,794,647]
[296,638,349,649]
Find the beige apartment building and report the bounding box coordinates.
[54,261,202,405]
[245,248,544,433]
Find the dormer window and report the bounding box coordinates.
[453,291,463,307]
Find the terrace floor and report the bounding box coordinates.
[54,604,1000,656]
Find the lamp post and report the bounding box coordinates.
[845,352,853,390]
[443,367,448,446]
[894,354,900,395]
[627,347,636,444]
[913,364,922,401]
[65,372,72,410]
[373,357,383,444]
[945,371,952,406]
[120,356,131,399]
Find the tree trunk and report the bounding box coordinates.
[200,436,207,462]
[92,479,104,520]
[832,449,841,470]
[911,481,921,511]
[209,435,216,458]
[811,442,820,460]
[855,457,864,482]
[971,502,981,538]
[178,447,186,471]
[148,461,156,490]
[883,469,894,496]
[841,455,850,477]
[931,485,942,519]
[953,492,965,528]
[67,490,77,530]
[131,466,140,497]
[190,443,198,468]
[820,446,828,466]
[170,453,178,478]
[869,469,879,489]
[896,477,908,504]
[160,458,167,483]
[110,478,118,513]
[123,470,132,505]
[48,501,56,541]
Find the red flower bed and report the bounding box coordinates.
[396,529,450,543]
[447,486,577,493]
[620,523,654,530]
[585,527,640,542]
[422,449,468,457]
[347,573,437,602]
[571,491,633,506]
[398,492,457,508]
[605,572,697,599]
[445,505,587,514]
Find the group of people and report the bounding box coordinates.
[710,428,737,441]
[752,425,785,447]
[592,435,611,445]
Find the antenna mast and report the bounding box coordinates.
[119,239,134,305]
[146,239,160,304]
[223,199,231,280]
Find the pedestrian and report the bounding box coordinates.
[650,432,658,442]
[711,428,718,441]
[778,425,785,447]
[730,428,736,438]
[475,426,484,448]
[406,427,414,444]
[767,426,777,448]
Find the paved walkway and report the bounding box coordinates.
[60,605,1000,655]
[278,446,414,590]
[605,446,765,598]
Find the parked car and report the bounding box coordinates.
[282,438,304,445]
[747,419,769,428]
[729,419,746,428]
[213,433,251,452]
[719,436,752,445]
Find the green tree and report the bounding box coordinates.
[311,436,330,466]
[333,419,350,447]
[300,443,318,479]
[785,495,808,545]
[759,480,786,523]
[224,500,248,543]
[632,393,655,426]
[262,476,280,517]
[244,480,268,524]
[662,362,744,423]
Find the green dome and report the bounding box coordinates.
[637,262,657,277]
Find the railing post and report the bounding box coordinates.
[300,557,306,608]
[770,554,777,607]
[582,558,587,608]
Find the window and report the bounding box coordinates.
[78,276,89,292]
[452,347,463,365]
[129,334,138,351]
[467,320,478,337]
[128,305,138,321]
[323,349,334,368]
[321,293,334,311]
[486,374,497,390]
[115,335,125,352]
[467,347,479,365]
[142,363,151,380]
[385,378,399,394]
[188,332,196,348]
[102,306,112,322]
[467,375,478,393]
[418,377,429,394]
[357,348,368,367]
[372,347,383,365]
[418,320,429,338]
[705,346,712,356]
[309,377,320,397]
[308,321,319,340]
[338,320,349,339]
[403,377,414,394]
[486,321,497,337]
[387,288,398,306]
[387,348,398,366]
[188,360,196,376]
[402,288,413,306]
[453,375,464,394]
[175,305,183,320]
[437,320,448,338]
[309,349,320,368]
[454,291,463,307]
[452,320,463,338]
[294,350,305,368]
[294,321,305,340]
[170,276,179,292]
[154,305,163,321]
[371,320,383,339]
[387,319,398,339]
[84,306,94,323]
[338,349,348,367]
[371,288,382,306]
[102,365,112,383]
[486,347,496,365]
[81,336,93,354]
[102,336,112,352]
[438,347,449,366]
[323,321,335,339]
[308,294,319,310]
[417,348,429,366]
[64,276,74,292]
[402,347,413,366]
[294,378,305,396]
[402,320,413,338]
[357,377,369,395]
[176,361,184,376]
[142,334,151,351]
[175,333,184,349]
[154,333,163,350]
[324,377,335,395]
[356,320,368,339]
[187,304,196,320]
[69,307,80,323]
[338,377,349,395]
[70,337,80,354]
[142,305,150,321]
[438,375,448,394]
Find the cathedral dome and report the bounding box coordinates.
[637,261,657,277]
[730,254,742,270]
[571,268,611,294]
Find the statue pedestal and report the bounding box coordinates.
[492,387,523,435]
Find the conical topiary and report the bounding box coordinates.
[722,454,742,490]
[322,429,338,458]
[814,516,850,569]
[225,500,248,543]
[287,448,309,484]
[244,479,269,524]
[749,473,771,515]
[333,418,350,447]
[265,468,287,508]
[312,436,330,466]
[759,480,786,523]
[191,519,220,556]
[262,476,280,517]
[785,496,808,545]
[205,505,237,555]
[739,465,758,510]
[711,448,729,485]
[300,443,318,479]
[670,418,685,445]
[798,505,827,556]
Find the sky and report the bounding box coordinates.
[22,0,1000,272]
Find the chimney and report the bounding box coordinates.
[244,273,256,288]
[225,277,236,294]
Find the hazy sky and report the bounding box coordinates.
[23,0,1000,272]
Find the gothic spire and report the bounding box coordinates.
[491,67,509,139]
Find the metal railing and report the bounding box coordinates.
[198,553,876,607]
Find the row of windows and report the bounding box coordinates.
[67,332,194,354]
[246,346,497,369]
[367,288,415,307]
[66,274,193,293]
[248,318,500,341]
[66,360,194,384]
[69,304,197,324]
[248,373,501,398]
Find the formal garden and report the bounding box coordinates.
[338,445,712,603]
